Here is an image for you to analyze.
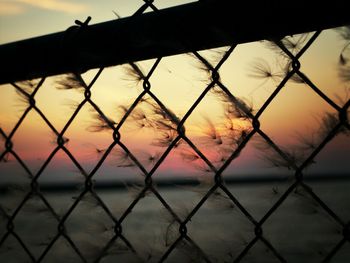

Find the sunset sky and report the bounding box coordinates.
[0,0,349,185]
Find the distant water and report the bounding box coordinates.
[1,180,349,262]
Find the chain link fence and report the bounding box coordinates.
[1,0,350,262]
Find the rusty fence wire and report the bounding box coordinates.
[1,1,350,262]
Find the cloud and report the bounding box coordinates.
[8,0,89,14]
[0,2,25,15]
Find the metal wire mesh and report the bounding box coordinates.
[1,1,350,262]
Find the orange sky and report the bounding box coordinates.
[0,2,349,184]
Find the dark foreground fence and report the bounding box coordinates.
[1,0,350,262]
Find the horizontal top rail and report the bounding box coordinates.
[0,0,349,84]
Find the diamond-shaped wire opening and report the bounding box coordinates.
[219,42,288,108]
[10,110,58,170]
[147,54,206,117]
[182,87,252,168]
[184,187,255,262]
[152,142,210,180]
[259,80,335,137]
[64,192,115,262]
[36,150,88,216]
[118,95,180,172]
[11,194,58,258]
[218,180,292,222]
[255,83,339,172]
[262,186,343,263]
[85,66,142,120]
[93,185,135,220]
[150,145,220,229]
[61,103,115,173]
[34,75,85,131]
[119,191,178,262]
[91,144,143,186]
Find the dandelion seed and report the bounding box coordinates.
[212,152,230,167]
[208,189,235,210]
[87,112,116,132]
[336,26,350,41]
[191,162,212,174]
[336,26,350,81]
[131,108,148,121]
[334,87,350,106]
[152,130,179,148]
[161,206,187,246]
[179,149,200,162]
[130,108,154,129]
[266,33,309,57]
[139,151,161,167]
[318,112,340,137]
[112,148,135,167]
[292,186,320,215]
[13,86,31,109]
[339,53,348,65]
[63,98,80,111]
[253,138,301,170]
[200,116,223,146]
[294,131,318,152]
[282,34,309,54]
[176,240,204,262]
[122,63,145,86]
[149,102,180,131]
[86,217,114,237]
[224,97,254,120]
[338,65,350,82]
[17,80,38,91]
[118,104,129,116]
[56,73,85,91]
[81,143,106,161]
[248,58,283,86]
[22,194,55,219]
[190,53,214,81]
